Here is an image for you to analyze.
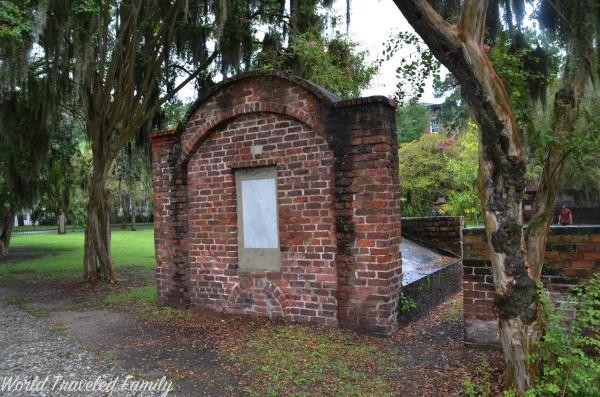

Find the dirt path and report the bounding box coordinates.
[46,308,238,396]
[0,288,172,397]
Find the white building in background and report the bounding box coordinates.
[13,210,34,227]
[422,103,443,133]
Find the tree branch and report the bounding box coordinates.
[161,51,218,105]
[170,63,195,76]
[458,0,489,45]
[392,0,460,60]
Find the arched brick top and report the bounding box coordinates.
[227,281,289,313]
[177,72,338,167]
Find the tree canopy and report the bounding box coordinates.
[0,0,374,280]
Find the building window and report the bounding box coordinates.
[430,118,440,133]
[235,167,281,271]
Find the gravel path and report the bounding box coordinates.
[0,289,173,397]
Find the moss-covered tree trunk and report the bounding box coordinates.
[57,178,70,235]
[393,0,541,392]
[130,193,137,231]
[58,210,66,235]
[120,190,130,230]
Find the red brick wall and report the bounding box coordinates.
[463,226,600,344]
[152,132,190,307]
[401,216,464,257]
[331,100,402,335]
[151,71,402,335]
[187,112,338,324]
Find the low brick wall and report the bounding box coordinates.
[399,216,463,323]
[463,226,600,345]
[402,216,464,257]
[398,258,462,324]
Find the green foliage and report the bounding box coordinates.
[109,137,152,226]
[0,0,33,41]
[399,134,454,216]
[256,32,375,99]
[0,72,54,210]
[399,121,482,221]
[398,292,417,314]
[396,103,429,144]
[553,89,600,201]
[488,33,559,138]
[463,358,493,397]
[0,0,34,90]
[432,75,469,134]
[442,122,481,224]
[229,324,394,397]
[70,0,100,15]
[380,31,440,104]
[538,0,600,66]
[33,116,89,226]
[162,99,190,130]
[523,277,600,397]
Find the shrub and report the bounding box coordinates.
[526,275,600,396]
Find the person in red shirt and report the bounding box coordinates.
[558,205,573,225]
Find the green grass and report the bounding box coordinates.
[230,325,395,397]
[103,350,120,361]
[103,284,190,321]
[7,296,51,317]
[1,229,189,320]
[446,300,464,323]
[0,229,156,282]
[104,285,157,307]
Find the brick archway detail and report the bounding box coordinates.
[227,281,288,317]
[177,73,334,168]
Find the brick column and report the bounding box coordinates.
[331,98,402,335]
[151,131,189,308]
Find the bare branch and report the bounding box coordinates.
[171,64,195,76]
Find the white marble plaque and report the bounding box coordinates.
[241,178,278,248]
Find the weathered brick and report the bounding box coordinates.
[151,71,401,336]
[463,226,600,345]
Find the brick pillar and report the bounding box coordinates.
[331,98,402,335]
[151,131,190,308]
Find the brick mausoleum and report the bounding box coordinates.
[150,71,402,335]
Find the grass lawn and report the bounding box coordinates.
[0,229,155,282]
[229,324,395,396]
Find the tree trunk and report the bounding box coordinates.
[130,194,136,231]
[84,152,117,283]
[392,0,540,392]
[120,194,129,230]
[0,206,16,258]
[58,175,71,235]
[58,210,66,234]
